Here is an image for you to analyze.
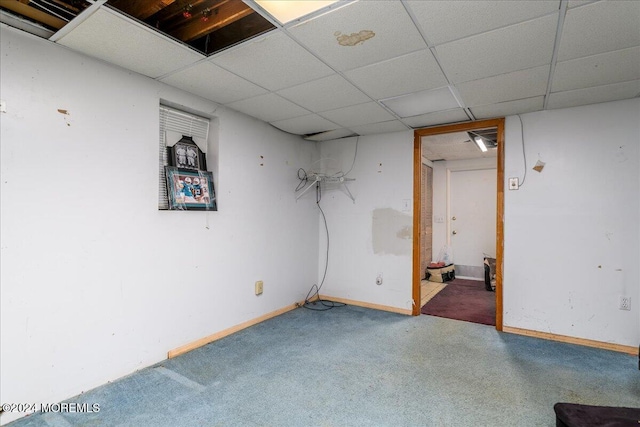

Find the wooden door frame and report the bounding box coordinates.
[412,118,505,332]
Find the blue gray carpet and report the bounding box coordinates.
[6,305,639,426]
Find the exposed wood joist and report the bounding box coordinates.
[50,0,83,13]
[108,0,175,20]
[171,0,253,42]
[147,0,213,24]
[0,0,66,29]
[147,0,226,34]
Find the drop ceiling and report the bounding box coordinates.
[1,0,639,146]
[422,130,496,162]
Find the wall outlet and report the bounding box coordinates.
[508,177,519,190]
[619,296,631,311]
[255,281,263,295]
[376,273,383,286]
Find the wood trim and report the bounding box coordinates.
[413,118,505,330]
[414,119,504,137]
[412,133,422,315]
[319,295,413,316]
[502,326,639,356]
[168,302,301,358]
[495,119,505,331]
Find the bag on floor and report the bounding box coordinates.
[426,264,455,283]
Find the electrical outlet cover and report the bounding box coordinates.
[508,177,519,190]
[620,296,631,311]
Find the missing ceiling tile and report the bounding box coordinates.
[0,0,92,34]
[106,0,275,56]
[334,30,375,46]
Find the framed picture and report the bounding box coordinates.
[165,167,217,211]
[168,135,207,171]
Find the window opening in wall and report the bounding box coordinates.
[159,105,210,210]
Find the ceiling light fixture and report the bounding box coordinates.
[254,0,338,24]
[474,136,488,153]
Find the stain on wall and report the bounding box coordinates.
[372,208,412,256]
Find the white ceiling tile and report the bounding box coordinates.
[344,49,447,100]
[552,47,640,92]
[212,31,334,91]
[402,109,470,129]
[381,86,460,118]
[160,62,267,105]
[471,97,545,119]
[319,102,396,128]
[456,66,550,107]
[348,120,410,136]
[270,114,341,135]
[226,93,310,122]
[547,80,640,110]
[56,7,203,79]
[436,14,557,83]
[406,0,558,45]
[558,0,640,61]
[288,1,426,71]
[277,74,371,112]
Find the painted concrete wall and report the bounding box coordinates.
[503,98,640,347]
[311,132,415,312]
[0,27,319,425]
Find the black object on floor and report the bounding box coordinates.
[554,402,640,427]
[484,257,496,291]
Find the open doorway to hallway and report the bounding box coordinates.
[412,119,505,331]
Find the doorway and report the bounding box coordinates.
[412,119,505,331]
[449,168,497,279]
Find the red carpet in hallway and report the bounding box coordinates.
[421,278,495,326]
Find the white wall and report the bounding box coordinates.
[310,132,415,311]
[0,26,319,425]
[319,99,639,349]
[503,99,640,347]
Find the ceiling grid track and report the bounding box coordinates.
[543,0,569,110]
[4,0,636,140]
[400,0,475,123]
[49,0,107,42]
[252,0,413,133]
[271,6,432,129]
